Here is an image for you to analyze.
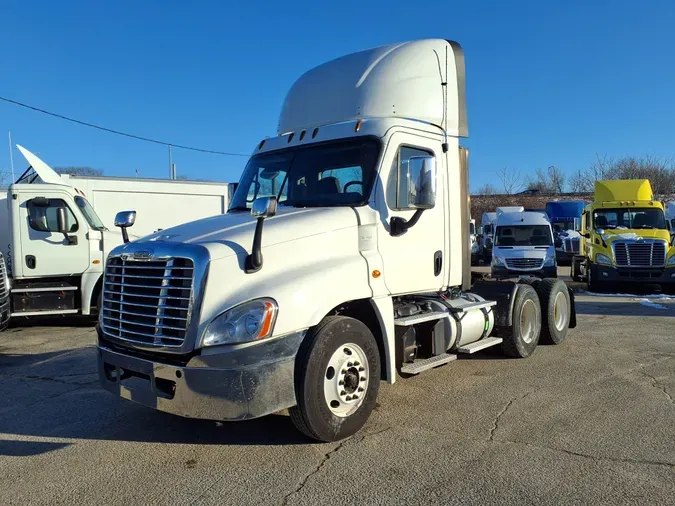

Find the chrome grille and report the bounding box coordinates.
[613,241,666,267]
[563,238,580,254]
[505,258,544,269]
[102,256,194,347]
[0,255,7,301]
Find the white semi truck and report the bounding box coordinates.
[2,146,234,319]
[97,39,576,442]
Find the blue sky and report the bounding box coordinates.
[1,0,674,192]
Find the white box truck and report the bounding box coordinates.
[1,146,235,319]
[97,39,576,442]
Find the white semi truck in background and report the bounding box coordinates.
[97,39,576,442]
[0,146,235,319]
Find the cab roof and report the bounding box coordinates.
[594,179,653,202]
[277,39,467,137]
[496,211,551,227]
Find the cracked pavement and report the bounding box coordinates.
[1,288,675,506]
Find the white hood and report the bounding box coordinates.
[16,145,70,186]
[137,207,359,261]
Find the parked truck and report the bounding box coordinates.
[97,39,576,442]
[2,145,234,319]
[478,212,497,263]
[572,180,675,291]
[545,201,585,265]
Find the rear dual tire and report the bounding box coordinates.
[515,278,571,346]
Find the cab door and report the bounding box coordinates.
[17,192,89,278]
[374,132,447,295]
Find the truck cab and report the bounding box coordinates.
[491,211,557,278]
[573,180,675,291]
[545,201,584,265]
[5,146,130,317]
[96,39,575,442]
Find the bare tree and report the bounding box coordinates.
[497,167,522,194]
[571,154,675,196]
[476,183,497,196]
[55,166,104,176]
[0,167,12,188]
[525,165,566,194]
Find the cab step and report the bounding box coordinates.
[400,353,457,375]
[394,311,449,326]
[457,337,503,354]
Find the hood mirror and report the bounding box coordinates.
[245,197,278,273]
[115,210,137,244]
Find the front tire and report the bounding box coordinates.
[587,262,603,293]
[535,279,570,345]
[289,316,381,442]
[502,284,541,358]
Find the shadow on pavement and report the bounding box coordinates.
[575,300,675,317]
[0,347,311,452]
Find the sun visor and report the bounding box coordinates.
[16,144,71,186]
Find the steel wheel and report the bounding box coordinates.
[520,298,538,344]
[323,343,369,418]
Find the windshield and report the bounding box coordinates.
[551,220,575,233]
[592,208,667,230]
[484,223,493,235]
[74,196,106,231]
[229,138,381,210]
[495,225,552,246]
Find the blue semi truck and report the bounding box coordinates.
[545,201,585,265]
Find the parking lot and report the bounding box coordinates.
[1,268,674,506]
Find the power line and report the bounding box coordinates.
[0,95,250,157]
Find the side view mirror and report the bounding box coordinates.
[582,232,591,239]
[245,197,278,273]
[56,207,68,235]
[56,207,77,245]
[114,210,137,244]
[408,156,437,209]
[390,156,436,237]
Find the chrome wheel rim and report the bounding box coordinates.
[323,343,369,418]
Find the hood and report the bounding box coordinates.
[493,246,552,259]
[16,145,70,186]
[102,229,141,259]
[136,207,359,260]
[601,229,670,244]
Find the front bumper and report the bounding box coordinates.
[492,265,557,279]
[97,330,305,421]
[590,263,675,284]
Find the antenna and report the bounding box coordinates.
[169,144,173,179]
[8,131,15,182]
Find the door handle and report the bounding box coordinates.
[26,255,36,269]
[434,250,442,276]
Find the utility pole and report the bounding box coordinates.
[169,145,174,179]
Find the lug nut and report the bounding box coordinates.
[360,377,366,382]
[352,394,359,400]
[354,361,360,366]
[347,362,353,367]
[340,390,346,396]
[338,380,344,386]
[345,395,352,401]
[358,367,365,372]
[341,369,347,375]
[358,387,364,392]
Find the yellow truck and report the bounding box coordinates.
[571,179,675,292]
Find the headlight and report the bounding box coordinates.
[596,253,612,265]
[668,255,675,266]
[201,298,278,347]
[543,257,555,267]
[492,255,504,266]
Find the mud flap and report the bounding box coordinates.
[567,286,577,329]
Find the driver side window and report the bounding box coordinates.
[27,199,78,233]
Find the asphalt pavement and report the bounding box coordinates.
[1,272,674,505]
